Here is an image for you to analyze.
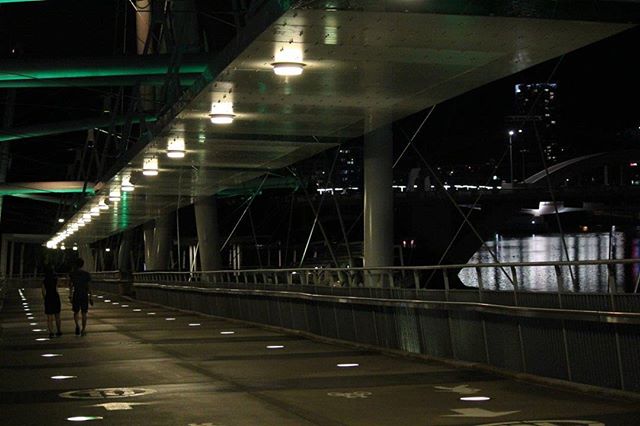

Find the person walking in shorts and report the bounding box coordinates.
[69,258,92,336]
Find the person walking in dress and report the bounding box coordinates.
[42,266,62,338]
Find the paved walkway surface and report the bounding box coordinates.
[1,287,639,426]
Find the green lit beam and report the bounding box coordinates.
[0,54,208,82]
[0,115,157,142]
[0,75,198,88]
[0,181,94,195]
[0,0,45,3]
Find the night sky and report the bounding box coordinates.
[399,25,640,167]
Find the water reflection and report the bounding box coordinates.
[458,232,638,292]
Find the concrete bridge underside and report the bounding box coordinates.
[52,1,633,269]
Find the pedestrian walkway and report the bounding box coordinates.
[1,287,638,425]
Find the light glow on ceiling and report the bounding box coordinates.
[272,62,305,76]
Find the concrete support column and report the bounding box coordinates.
[143,221,155,270]
[118,231,132,273]
[363,111,394,284]
[18,243,24,278]
[0,234,8,278]
[195,196,223,271]
[135,0,155,112]
[8,240,15,277]
[79,245,95,273]
[153,213,173,270]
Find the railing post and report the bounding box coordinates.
[442,269,450,292]
[607,264,617,294]
[475,266,484,298]
[413,270,420,290]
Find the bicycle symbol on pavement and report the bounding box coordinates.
[59,387,156,399]
[327,391,372,399]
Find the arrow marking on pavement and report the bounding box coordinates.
[445,408,520,418]
[434,385,481,395]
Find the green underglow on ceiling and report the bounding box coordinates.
[0,66,207,82]
[119,192,129,228]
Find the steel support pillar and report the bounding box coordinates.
[143,221,155,270]
[195,196,223,271]
[8,240,15,277]
[0,234,8,278]
[18,243,24,278]
[153,213,173,270]
[78,244,95,273]
[363,112,393,286]
[117,231,132,273]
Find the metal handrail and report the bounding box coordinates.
[128,258,640,294]
[131,258,640,274]
[136,281,640,324]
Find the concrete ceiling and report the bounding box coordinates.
[50,1,634,245]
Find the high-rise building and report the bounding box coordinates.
[513,83,563,166]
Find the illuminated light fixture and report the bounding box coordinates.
[105,248,111,253]
[32,328,45,332]
[98,198,109,210]
[147,312,156,315]
[220,331,235,335]
[60,245,66,251]
[188,323,201,327]
[112,302,119,305]
[35,337,49,342]
[51,375,76,380]
[266,345,285,349]
[104,299,111,302]
[272,61,305,76]
[72,246,78,251]
[336,363,359,368]
[165,317,176,321]
[82,213,91,221]
[58,218,64,223]
[76,220,85,227]
[460,396,491,401]
[143,156,159,176]
[166,137,186,158]
[209,113,235,125]
[67,416,104,422]
[108,189,121,202]
[121,175,134,192]
[41,353,62,358]
[90,206,100,216]
[133,309,142,312]
[121,304,129,307]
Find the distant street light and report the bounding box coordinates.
[520,149,529,181]
[508,130,515,183]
